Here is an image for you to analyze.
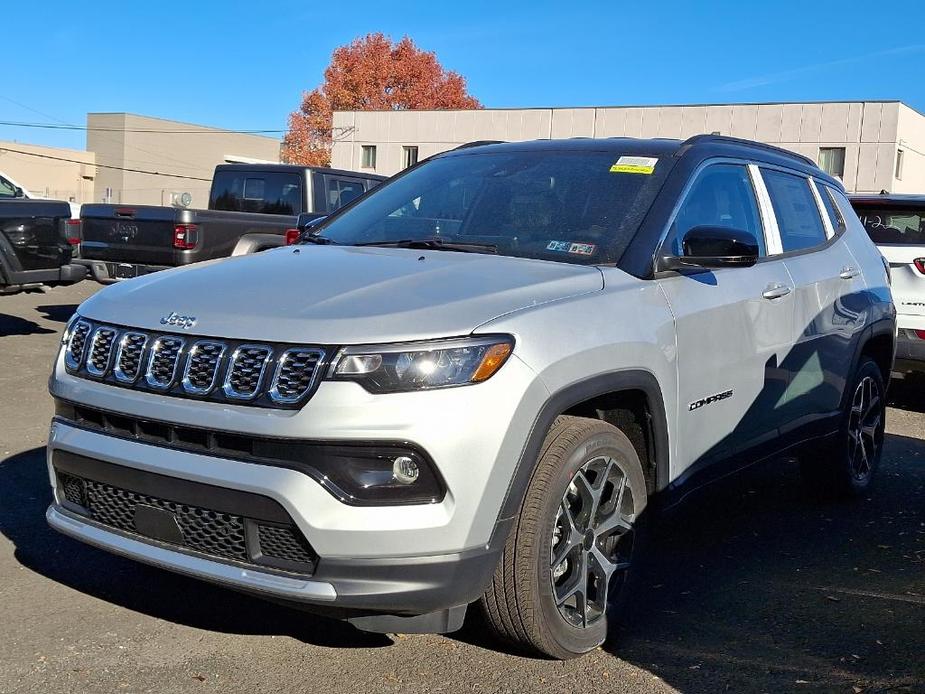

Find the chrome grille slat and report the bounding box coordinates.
[181,341,226,395]
[145,336,185,389]
[223,344,272,400]
[85,327,118,376]
[113,332,148,383]
[65,320,92,371]
[269,348,325,404]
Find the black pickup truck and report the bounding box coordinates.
[76,164,385,283]
[0,199,86,294]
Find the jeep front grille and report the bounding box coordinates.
[62,319,326,408]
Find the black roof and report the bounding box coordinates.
[214,163,386,180]
[438,134,836,187]
[849,192,925,206]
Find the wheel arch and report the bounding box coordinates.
[487,370,670,552]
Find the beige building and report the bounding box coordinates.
[87,113,281,207]
[332,100,925,194]
[0,140,96,202]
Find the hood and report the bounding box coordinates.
[79,246,604,344]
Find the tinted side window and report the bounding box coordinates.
[0,176,17,198]
[210,172,302,215]
[329,179,365,211]
[669,164,765,256]
[762,170,827,252]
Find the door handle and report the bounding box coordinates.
[762,283,792,300]
[839,266,861,280]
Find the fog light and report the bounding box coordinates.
[392,455,420,485]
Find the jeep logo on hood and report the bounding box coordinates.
[160,312,197,329]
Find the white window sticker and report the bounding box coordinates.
[610,156,658,175]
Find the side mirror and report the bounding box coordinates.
[667,225,759,269]
[297,213,326,233]
[12,186,25,198]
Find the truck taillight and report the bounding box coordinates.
[285,228,301,245]
[174,223,198,249]
[916,330,925,340]
[914,258,925,274]
[65,219,81,245]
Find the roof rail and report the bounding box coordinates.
[454,140,505,150]
[681,133,817,167]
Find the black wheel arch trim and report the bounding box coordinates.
[487,369,669,553]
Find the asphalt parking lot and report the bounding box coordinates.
[1,282,923,694]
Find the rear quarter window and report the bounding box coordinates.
[210,171,303,215]
[853,206,925,246]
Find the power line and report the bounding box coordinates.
[0,120,285,134]
[0,146,211,181]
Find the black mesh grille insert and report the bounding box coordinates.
[146,336,184,388]
[257,523,315,564]
[183,341,224,394]
[225,346,270,398]
[86,327,117,376]
[114,332,147,382]
[270,349,323,403]
[55,469,317,572]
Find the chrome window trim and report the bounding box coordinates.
[144,336,186,390]
[222,344,273,400]
[64,319,93,372]
[268,347,326,404]
[181,341,227,395]
[113,332,149,383]
[748,162,783,256]
[84,326,118,377]
[808,177,836,240]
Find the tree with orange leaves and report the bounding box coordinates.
[282,33,481,166]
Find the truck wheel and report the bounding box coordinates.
[801,357,886,497]
[480,415,647,659]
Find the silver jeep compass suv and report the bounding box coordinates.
[47,136,895,659]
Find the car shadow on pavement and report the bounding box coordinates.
[605,432,925,693]
[34,304,80,324]
[0,314,56,337]
[0,446,392,650]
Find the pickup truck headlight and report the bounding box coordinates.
[330,335,514,393]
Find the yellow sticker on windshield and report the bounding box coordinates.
[610,156,658,174]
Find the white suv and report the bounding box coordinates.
[47,136,894,659]
[851,194,925,377]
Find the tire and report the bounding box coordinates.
[801,357,886,497]
[480,415,648,659]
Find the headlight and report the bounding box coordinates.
[330,335,514,393]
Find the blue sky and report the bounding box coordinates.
[3,0,924,150]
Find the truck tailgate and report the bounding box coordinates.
[80,204,177,265]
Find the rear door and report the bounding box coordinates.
[759,168,867,439]
[853,202,925,330]
[657,161,796,482]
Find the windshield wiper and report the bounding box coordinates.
[300,234,338,245]
[355,238,497,254]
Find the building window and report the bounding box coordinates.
[818,147,846,178]
[895,149,904,180]
[361,145,377,169]
[402,146,419,169]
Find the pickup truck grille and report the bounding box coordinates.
[62,319,326,408]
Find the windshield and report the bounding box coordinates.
[855,207,925,246]
[314,149,671,265]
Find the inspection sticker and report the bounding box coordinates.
[546,240,570,252]
[568,243,596,255]
[609,156,658,174]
